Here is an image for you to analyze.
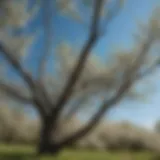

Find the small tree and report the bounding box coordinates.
[0,0,160,155]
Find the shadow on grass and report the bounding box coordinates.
[0,152,38,160]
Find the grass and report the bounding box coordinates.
[0,144,159,160]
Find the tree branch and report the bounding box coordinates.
[0,44,35,90]
[64,95,92,120]
[0,82,32,104]
[0,43,48,117]
[65,56,160,121]
[136,58,160,80]
[35,0,55,111]
[51,0,104,121]
[58,35,154,146]
[59,80,131,146]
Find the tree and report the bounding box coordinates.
[0,0,160,155]
[155,120,160,133]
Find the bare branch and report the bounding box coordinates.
[36,0,55,110]
[0,1,51,118]
[58,84,129,146]
[65,58,159,120]
[78,75,116,91]
[58,35,154,146]
[136,58,160,80]
[0,42,51,117]
[0,44,35,90]
[64,85,112,120]
[0,82,32,104]
[0,81,47,118]
[64,39,160,122]
[64,95,92,120]
[51,0,104,120]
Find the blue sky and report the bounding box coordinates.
[5,0,160,130]
[96,0,160,129]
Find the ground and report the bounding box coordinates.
[0,144,159,160]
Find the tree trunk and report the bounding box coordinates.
[37,118,61,156]
[38,140,60,155]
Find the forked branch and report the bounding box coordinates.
[0,82,32,104]
[51,0,104,120]
[58,35,154,146]
[0,44,35,90]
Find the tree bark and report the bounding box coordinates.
[37,118,61,155]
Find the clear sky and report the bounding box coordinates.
[95,0,160,129]
[7,0,160,130]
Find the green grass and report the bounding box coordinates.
[0,144,158,160]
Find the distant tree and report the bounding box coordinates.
[155,120,160,133]
[0,0,160,156]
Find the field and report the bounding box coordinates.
[0,144,159,160]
